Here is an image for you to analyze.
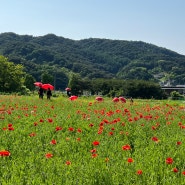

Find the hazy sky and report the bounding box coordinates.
[1,0,185,55]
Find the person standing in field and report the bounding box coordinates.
[67,90,71,97]
[38,85,44,99]
[47,88,52,100]
[130,97,133,105]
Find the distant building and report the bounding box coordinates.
[161,86,185,95]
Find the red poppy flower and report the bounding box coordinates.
[50,139,57,145]
[152,137,159,142]
[89,123,94,127]
[65,161,71,165]
[121,122,125,126]
[8,123,13,127]
[47,118,53,123]
[177,141,182,145]
[92,153,98,158]
[68,127,74,132]
[103,119,109,123]
[88,102,93,106]
[117,118,121,122]
[182,171,185,175]
[55,126,62,131]
[134,116,139,121]
[178,122,182,126]
[124,108,129,113]
[98,130,103,134]
[109,132,114,136]
[0,150,11,157]
[92,141,100,146]
[137,170,143,175]
[99,122,104,126]
[45,153,53,159]
[7,111,11,115]
[151,126,157,130]
[90,148,97,153]
[34,122,38,126]
[180,125,185,129]
[122,144,131,150]
[166,157,173,164]
[139,114,143,118]
[127,158,134,163]
[8,127,14,131]
[173,168,178,173]
[77,128,82,133]
[29,132,36,137]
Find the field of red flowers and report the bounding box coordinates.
[1,95,185,184]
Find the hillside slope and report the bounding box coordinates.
[0,32,185,88]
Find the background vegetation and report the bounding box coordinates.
[0,32,185,91]
[0,56,167,99]
[1,32,185,99]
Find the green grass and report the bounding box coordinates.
[0,95,185,184]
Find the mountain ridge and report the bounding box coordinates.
[0,32,185,89]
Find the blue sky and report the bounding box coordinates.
[1,0,185,55]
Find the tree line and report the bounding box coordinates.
[0,56,167,99]
[68,74,167,99]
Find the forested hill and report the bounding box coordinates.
[0,32,185,88]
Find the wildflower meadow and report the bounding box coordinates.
[1,95,185,185]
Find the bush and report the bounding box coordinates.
[170,91,184,100]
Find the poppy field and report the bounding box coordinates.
[1,95,185,185]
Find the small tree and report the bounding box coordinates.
[24,74,36,91]
[41,72,54,84]
[0,55,25,92]
[68,74,85,96]
[170,91,184,100]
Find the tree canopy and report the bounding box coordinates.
[0,55,25,92]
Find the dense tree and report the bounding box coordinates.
[41,72,54,84]
[68,78,166,99]
[119,67,154,80]
[24,74,36,91]
[68,74,84,96]
[0,55,25,92]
